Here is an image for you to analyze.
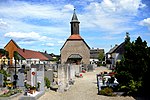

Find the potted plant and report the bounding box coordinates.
[29,86,36,94]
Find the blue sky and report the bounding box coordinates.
[0,0,150,55]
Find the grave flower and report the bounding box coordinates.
[29,86,36,94]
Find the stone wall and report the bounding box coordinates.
[61,40,90,64]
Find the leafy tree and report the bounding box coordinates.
[115,33,150,96]
[0,49,9,58]
[98,51,104,62]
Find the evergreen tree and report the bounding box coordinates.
[115,33,149,96]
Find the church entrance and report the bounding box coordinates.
[67,54,82,65]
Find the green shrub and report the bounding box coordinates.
[44,77,51,88]
[120,80,142,95]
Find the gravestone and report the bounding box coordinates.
[53,64,58,72]
[37,65,45,91]
[70,65,75,79]
[31,65,37,87]
[57,64,66,92]
[87,64,94,72]
[27,70,31,84]
[45,69,53,83]
[73,65,80,74]
[17,72,25,87]
[0,73,4,87]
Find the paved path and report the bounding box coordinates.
[38,66,135,100]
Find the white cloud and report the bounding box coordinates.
[0,2,72,21]
[0,19,8,29]
[80,0,145,33]
[4,32,52,42]
[139,18,150,29]
[42,43,54,47]
[63,4,74,12]
[100,0,145,15]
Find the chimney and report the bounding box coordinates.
[23,48,25,52]
[45,51,47,54]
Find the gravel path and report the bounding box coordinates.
[38,66,135,100]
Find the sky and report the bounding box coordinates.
[0,0,150,55]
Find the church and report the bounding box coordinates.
[60,10,90,65]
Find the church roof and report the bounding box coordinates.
[68,34,82,40]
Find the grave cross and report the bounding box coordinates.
[8,60,20,89]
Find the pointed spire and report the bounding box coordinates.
[70,9,80,35]
[71,9,79,23]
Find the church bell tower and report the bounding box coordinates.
[70,9,80,35]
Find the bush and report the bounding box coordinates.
[100,87,116,96]
[44,77,51,88]
[120,80,142,95]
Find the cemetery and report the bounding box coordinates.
[96,71,119,96]
[0,61,96,99]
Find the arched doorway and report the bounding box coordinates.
[67,54,82,65]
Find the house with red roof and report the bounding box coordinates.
[4,39,53,67]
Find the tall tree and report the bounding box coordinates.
[115,33,149,96]
[98,51,104,62]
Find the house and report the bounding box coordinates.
[106,42,125,69]
[4,39,53,67]
[90,48,105,64]
[4,40,19,65]
[40,51,55,64]
[60,10,90,65]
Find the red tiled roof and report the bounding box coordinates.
[17,49,48,61]
[68,34,82,40]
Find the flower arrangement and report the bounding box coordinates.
[0,89,22,97]
[24,80,41,94]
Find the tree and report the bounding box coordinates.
[115,33,150,96]
[0,49,9,58]
[98,51,104,62]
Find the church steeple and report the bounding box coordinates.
[70,9,80,35]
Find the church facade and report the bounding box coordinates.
[60,10,90,65]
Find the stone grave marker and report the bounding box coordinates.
[31,64,37,87]
[17,72,25,87]
[70,65,75,79]
[87,64,94,72]
[0,73,4,87]
[73,65,80,74]
[37,65,45,91]
[57,64,66,92]
[45,69,53,83]
[26,70,31,84]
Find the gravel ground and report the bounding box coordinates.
[38,66,135,100]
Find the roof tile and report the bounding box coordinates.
[68,34,82,40]
[17,49,48,61]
